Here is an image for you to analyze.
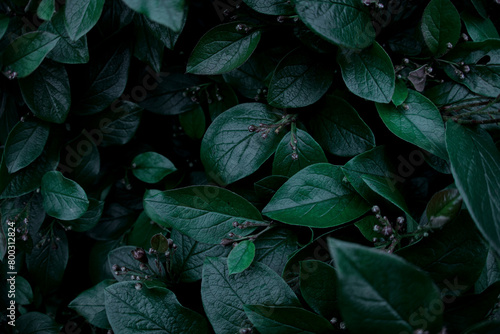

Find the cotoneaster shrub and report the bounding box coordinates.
[1,0,500,333]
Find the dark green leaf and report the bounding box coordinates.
[99,101,143,146]
[64,0,105,41]
[126,211,164,249]
[207,82,238,120]
[201,257,300,334]
[141,14,184,50]
[254,175,289,202]
[39,11,90,64]
[227,240,256,275]
[16,312,61,333]
[171,229,230,282]
[74,43,131,115]
[0,14,9,40]
[144,186,263,244]
[133,15,164,73]
[69,279,115,329]
[200,103,284,185]
[4,120,50,173]
[329,238,442,333]
[254,228,299,275]
[446,121,500,254]
[179,105,206,140]
[354,215,381,242]
[299,260,338,319]
[293,0,375,49]
[243,0,294,15]
[463,320,500,334]
[37,0,55,21]
[421,0,460,56]
[19,61,71,124]
[376,90,448,160]
[61,135,101,187]
[41,171,89,220]
[15,276,34,305]
[392,79,409,106]
[187,22,261,75]
[121,0,186,32]
[268,48,333,108]
[263,163,370,227]
[273,128,327,177]
[308,95,375,157]
[425,188,462,227]
[87,203,136,241]
[461,12,500,42]
[475,250,500,293]
[2,31,59,78]
[64,199,104,232]
[398,211,487,293]
[26,228,69,294]
[132,151,176,183]
[105,281,209,334]
[244,305,335,334]
[338,42,395,103]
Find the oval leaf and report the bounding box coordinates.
[243,0,294,15]
[187,22,261,75]
[421,0,460,56]
[121,0,185,32]
[69,279,114,329]
[228,240,256,275]
[41,171,89,220]
[64,0,105,41]
[299,260,338,319]
[263,163,370,227]
[132,152,176,183]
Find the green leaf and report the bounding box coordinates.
[69,279,115,329]
[337,42,395,103]
[445,121,500,254]
[254,175,289,202]
[268,48,333,108]
[461,12,500,42]
[2,31,59,78]
[132,152,176,183]
[392,79,409,106]
[299,260,338,319]
[242,0,294,15]
[19,61,71,124]
[16,312,61,333]
[39,11,90,64]
[207,82,238,120]
[187,22,262,75]
[37,0,55,21]
[4,120,50,173]
[421,0,460,56]
[200,103,284,185]
[272,128,327,177]
[308,95,375,157]
[171,229,230,283]
[41,171,89,220]
[126,211,164,249]
[73,43,131,115]
[263,163,370,227]
[328,238,443,333]
[254,228,299,275]
[425,188,462,227]
[399,211,487,293]
[201,257,300,334]
[179,105,206,140]
[26,228,69,295]
[61,135,101,187]
[144,186,263,244]
[244,305,335,334]
[105,281,209,334]
[121,0,186,32]
[376,90,448,160]
[64,0,105,41]
[64,199,104,232]
[227,240,256,275]
[444,40,500,98]
[98,101,143,147]
[0,14,9,40]
[108,246,160,282]
[475,250,500,294]
[141,14,184,50]
[15,276,34,305]
[133,15,164,73]
[293,0,375,49]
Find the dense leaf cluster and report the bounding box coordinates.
[1,0,500,333]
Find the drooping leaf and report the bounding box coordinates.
[4,120,50,173]
[19,60,71,124]
[200,103,285,185]
[267,48,333,108]
[2,31,59,78]
[105,281,209,334]
[308,95,375,157]
[64,0,105,41]
[227,240,256,275]
[293,0,375,49]
[69,279,115,329]
[121,0,186,32]
[337,42,395,103]
[187,22,261,75]
[201,257,300,333]
[263,163,370,227]
[446,121,500,254]
[244,305,335,334]
[144,186,263,244]
[141,14,185,50]
[328,238,443,333]
[376,89,448,160]
[132,152,176,183]
[41,171,89,220]
[421,0,460,56]
[272,128,327,177]
[461,12,500,42]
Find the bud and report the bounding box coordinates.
[236,23,247,32]
[373,225,381,232]
[135,283,142,290]
[446,42,453,49]
[291,152,299,160]
[402,104,410,110]
[396,216,405,225]
[121,266,127,272]
[221,238,234,246]
[248,125,256,132]
[131,248,149,264]
[371,205,380,214]
[377,3,384,8]
[277,16,286,23]
[462,65,470,73]
[112,264,119,271]
[381,226,392,236]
